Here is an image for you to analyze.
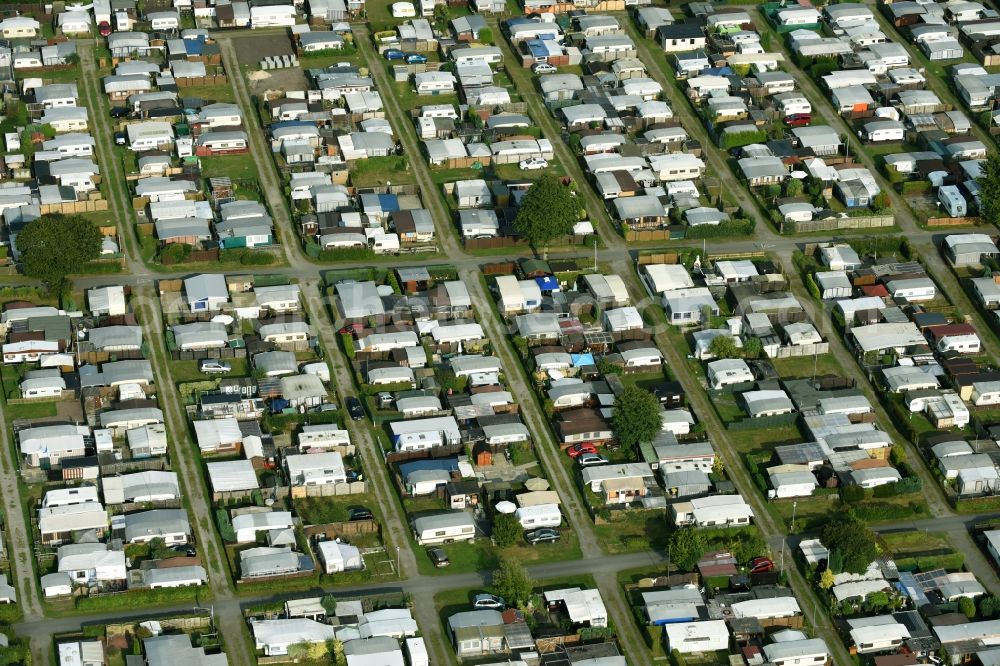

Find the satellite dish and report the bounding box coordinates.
[212,314,234,325]
[548,369,564,381]
[495,501,516,514]
[265,498,274,506]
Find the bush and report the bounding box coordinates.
[220,248,277,266]
[159,243,192,264]
[686,218,755,238]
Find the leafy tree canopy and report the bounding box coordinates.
[979,153,1000,223]
[821,518,877,574]
[612,385,662,455]
[17,213,101,293]
[491,556,534,607]
[513,175,579,254]
[492,512,521,549]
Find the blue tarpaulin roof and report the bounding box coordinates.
[535,276,559,292]
[571,353,595,367]
[377,193,400,213]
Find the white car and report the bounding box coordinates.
[519,157,548,170]
[532,62,557,74]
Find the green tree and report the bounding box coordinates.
[491,556,534,607]
[864,591,889,613]
[708,335,740,359]
[818,568,835,590]
[961,596,977,620]
[784,178,804,197]
[668,527,706,571]
[742,336,763,359]
[872,191,891,211]
[17,213,101,293]
[612,385,662,455]
[981,595,1000,618]
[492,512,521,549]
[979,153,1000,223]
[821,518,878,574]
[513,175,579,258]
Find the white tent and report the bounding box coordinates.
[318,540,363,574]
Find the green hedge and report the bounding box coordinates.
[74,585,204,612]
[686,218,755,238]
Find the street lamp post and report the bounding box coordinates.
[193,605,215,632]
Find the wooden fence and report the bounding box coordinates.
[464,234,592,251]
[40,199,109,215]
[768,342,830,358]
[784,215,895,234]
[625,229,684,242]
[926,216,983,227]
[171,348,247,361]
[302,520,379,540]
[177,74,227,86]
[290,481,367,499]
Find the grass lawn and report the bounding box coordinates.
[391,82,459,116]
[177,82,237,103]
[730,423,804,453]
[6,401,57,421]
[880,529,951,553]
[295,492,379,525]
[198,155,261,183]
[770,354,843,379]
[350,155,417,188]
[594,511,669,554]
[413,537,499,576]
[169,358,249,384]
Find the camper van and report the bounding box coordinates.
[939,185,967,217]
[514,504,562,529]
[413,512,476,545]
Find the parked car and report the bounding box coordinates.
[428,548,450,567]
[170,544,196,557]
[472,594,505,610]
[384,49,406,60]
[749,557,774,574]
[98,20,112,36]
[199,360,231,374]
[519,157,548,170]
[405,53,428,64]
[525,528,561,544]
[346,396,365,420]
[785,113,811,127]
[114,132,127,146]
[110,106,129,118]
[578,452,608,467]
[566,443,598,458]
[339,322,364,337]
[532,62,557,74]
[348,508,374,521]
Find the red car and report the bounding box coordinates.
[566,443,598,458]
[339,323,364,337]
[785,113,811,127]
[749,557,774,574]
[98,20,112,36]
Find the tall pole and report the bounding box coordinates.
[791,500,798,534]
